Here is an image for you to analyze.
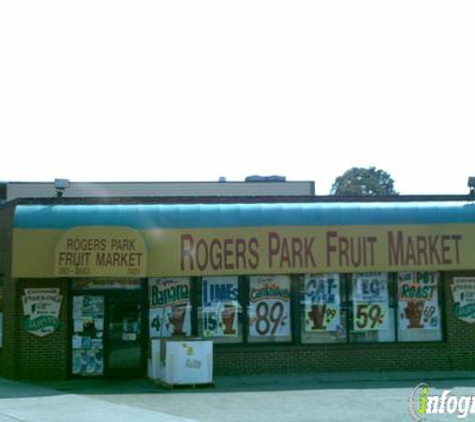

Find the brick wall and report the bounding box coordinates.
[0,202,70,381]
[0,204,15,377]
[214,342,453,375]
[17,279,70,381]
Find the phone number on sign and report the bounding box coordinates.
[57,267,141,275]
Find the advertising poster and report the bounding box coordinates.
[202,276,239,338]
[304,274,340,332]
[72,348,104,376]
[73,295,104,319]
[149,278,191,338]
[22,288,62,337]
[249,275,291,338]
[452,277,475,323]
[352,273,389,331]
[71,295,104,376]
[398,272,440,330]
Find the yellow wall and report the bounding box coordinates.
[12,223,475,277]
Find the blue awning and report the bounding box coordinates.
[13,202,475,230]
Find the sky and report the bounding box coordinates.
[0,1,474,195]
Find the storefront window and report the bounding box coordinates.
[397,272,442,342]
[198,276,242,343]
[301,272,442,345]
[301,274,347,344]
[149,278,192,338]
[349,273,396,343]
[248,275,292,343]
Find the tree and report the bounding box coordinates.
[330,167,398,196]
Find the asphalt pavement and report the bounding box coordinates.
[1,371,475,421]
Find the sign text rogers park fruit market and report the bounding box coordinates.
[179,228,464,274]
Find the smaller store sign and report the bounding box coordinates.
[398,272,440,330]
[149,278,192,338]
[352,273,389,331]
[304,274,341,332]
[22,288,62,337]
[202,276,239,338]
[249,276,291,338]
[452,277,475,323]
[54,227,147,277]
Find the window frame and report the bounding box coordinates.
[147,272,446,348]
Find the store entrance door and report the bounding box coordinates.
[106,293,144,377]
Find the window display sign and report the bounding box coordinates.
[304,274,340,332]
[202,276,239,338]
[22,288,62,337]
[249,276,291,338]
[149,278,191,338]
[352,273,389,331]
[398,272,440,330]
[72,295,104,376]
[452,277,475,323]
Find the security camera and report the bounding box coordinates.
[54,179,70,190]
[468,177,475,195]
[54,178,70,197]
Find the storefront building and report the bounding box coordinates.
[2,198,475,380]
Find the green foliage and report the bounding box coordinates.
[331,167,398,196]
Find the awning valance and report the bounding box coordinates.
[13,202,475,230]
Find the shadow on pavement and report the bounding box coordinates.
[20,370,475,396]
[0,377,64,399]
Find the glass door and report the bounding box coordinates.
[106,294,144,376]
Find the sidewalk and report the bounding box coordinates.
[2,371,475,422]
[214,370,475,391]
[30,369,475,394]
[0,377,196,422]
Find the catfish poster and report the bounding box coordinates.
[304,274,341,332]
